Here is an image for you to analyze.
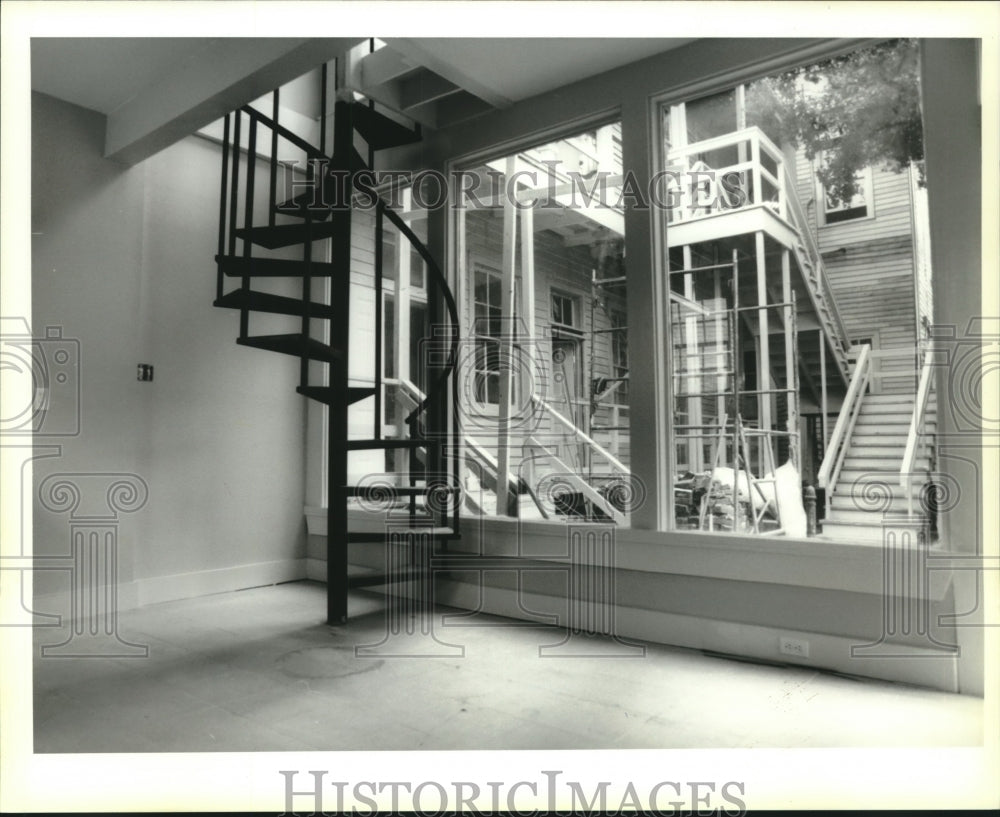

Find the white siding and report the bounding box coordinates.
[462,209,631,471]
[792,148,920,391]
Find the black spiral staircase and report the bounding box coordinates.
[213,67,460,624]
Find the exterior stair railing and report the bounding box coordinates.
[817,343,872,515]
[901,343,936,516]
[780,161,852,383]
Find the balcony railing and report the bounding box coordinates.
[666,126,851,380]
[664,126,786,224]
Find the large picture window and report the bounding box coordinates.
[658,39,931,542]
[455,121,632,523]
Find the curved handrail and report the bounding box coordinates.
[817,344,871,495]
[237,109,459,439]
[394,376,521,488]
[377,201,460,430]
[240,104,326,162]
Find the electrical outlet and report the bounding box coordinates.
[779,636,810,658]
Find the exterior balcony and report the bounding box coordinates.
[665,126,853,387]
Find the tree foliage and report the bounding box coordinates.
[745,39,925,205]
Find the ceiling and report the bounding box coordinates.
[31,38,233,115]
[31,37,694,117]
[383,37,694,105]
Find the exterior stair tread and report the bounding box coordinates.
[829,496,923,514]
[864,393,929,403]
[837,468,927,479]
[830,480,923,494]
[854,417,934,427]
[841,456,929,466]
[825,509,930,524]
[823,515,928,527]
[842,449,908,458]
[852,428,919,436]
[858,404,919,412]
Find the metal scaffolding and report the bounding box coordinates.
[669,239,800,534]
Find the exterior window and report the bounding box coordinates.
[473,265,503,405]
[382,293,429,425]
[551,292,576,329]
[819,159,874,224]
[610,309,629,405]
[409,245,426,289]
[381,229,427,289]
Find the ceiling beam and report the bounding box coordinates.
[104,37,363,166]
[398,70,461,111]
[360,46,417,87]
[381,37,513,110]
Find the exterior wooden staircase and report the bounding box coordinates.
[213,69,460,624]
[819,345,937,543]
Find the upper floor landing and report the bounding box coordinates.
[664,125,801,251]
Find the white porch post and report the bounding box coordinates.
[394,188,412,477]
[755,231,772,436]
[495,156,518,515]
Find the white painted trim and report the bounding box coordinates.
[300,506,961,599]
[33,558,308,621]
[456,584,958,692]
[664,203,799,249]
[815,161,876,227]
[305,504,326,535]
[390,579,959,692]
[136,558,307,607]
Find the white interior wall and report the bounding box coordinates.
[31,91,308,611]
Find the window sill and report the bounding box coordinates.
[818,211,877,228]
[306,505,952,601]
[455,514,939,597]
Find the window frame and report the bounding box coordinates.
[469,259,519,413]
[609,307,630,407]
[650,44,892,535]
[815,153,876,226]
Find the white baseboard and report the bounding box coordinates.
[328,574,958,693]
[33,558,309,619]
[305,557,326,582]
[432,580,959,692]
[137,559,308,607]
